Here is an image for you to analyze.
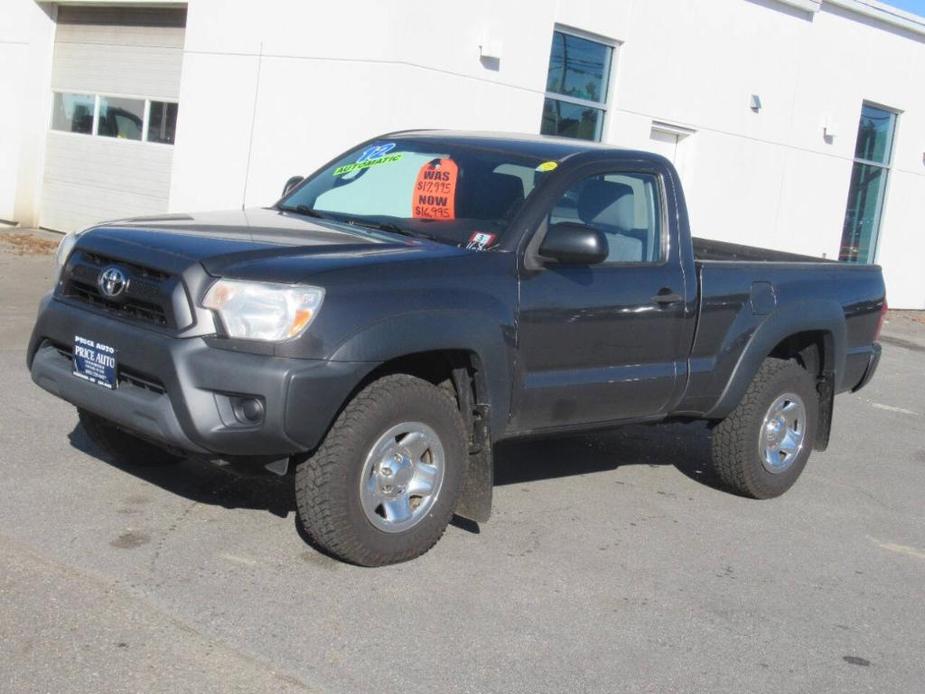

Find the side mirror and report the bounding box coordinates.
[282,175,304,196]
[538,222,608,265]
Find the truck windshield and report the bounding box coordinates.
[278,139,555,248]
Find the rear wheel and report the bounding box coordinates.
[294,374,467,566]
[78,409,184,466]
[710,358,818,499]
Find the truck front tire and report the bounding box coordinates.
[294,374,468,566]
[710,358,818,499]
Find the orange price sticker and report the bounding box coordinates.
[412,158,458,220]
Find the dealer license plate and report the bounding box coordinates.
[72,335,118,389]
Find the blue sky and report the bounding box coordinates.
[884,0,925,16]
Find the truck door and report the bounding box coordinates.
[512,166,690,432]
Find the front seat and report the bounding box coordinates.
[576,180,645,263]
[460,172,525,221]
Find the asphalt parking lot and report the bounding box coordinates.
[1,235,923,693]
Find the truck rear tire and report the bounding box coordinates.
[78,409,184,466]
[294,374,468,566]
[710,358,818,499]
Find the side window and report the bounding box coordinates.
[550,172,663,263]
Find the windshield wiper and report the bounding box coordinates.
[277,203,330,220]
[279,205,434,241]
[342,219,435,241]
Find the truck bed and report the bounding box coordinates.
[693,237,834,263]
[679,240,885,417]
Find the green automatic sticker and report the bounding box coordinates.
[333,153,403,176]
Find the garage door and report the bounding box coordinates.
[40,6,186,232]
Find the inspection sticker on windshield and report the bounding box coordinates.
[333,143,403,176]
[412,158,458,220]
[536,161,558,172]
[73,335,118,389]
[466,232,496,251]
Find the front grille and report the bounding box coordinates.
[83,252,170,282]
[59,251,179,329]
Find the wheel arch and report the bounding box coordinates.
[327,337,498,523]
[706,300,846,435]
[363,349,494,524]
[329,309,511,432]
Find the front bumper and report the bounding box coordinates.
[28,295,373,457]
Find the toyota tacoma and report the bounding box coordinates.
[28,131,886,565]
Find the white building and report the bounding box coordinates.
[2,0,924,307]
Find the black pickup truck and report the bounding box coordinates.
[28,131,886,565]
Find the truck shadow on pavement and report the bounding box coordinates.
[67,419,726,527]
[67,425,298,518]
[494,421,725,491]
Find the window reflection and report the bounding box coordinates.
[97,96,144,140]
[541,30,614,142]
[148,101,178,144]
[51,93,95,134]
[839,104,897,264]
[854,104,896,164]
[49,92,179,146]
[541,99,603,141]
[546,32,611,104]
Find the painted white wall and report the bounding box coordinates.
[168,0,559,212]
[2,0,923,306]
[37,5,185,231]
[0,1,55,226]
[165,0,925,307]
[40,132,175,231]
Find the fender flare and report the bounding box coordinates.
[329,309,512,432]
[705,299,846,420]
[330,310,510,524]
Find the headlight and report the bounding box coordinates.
[52,230,82,285]
[55,231,79,267]
[202,279,324,342]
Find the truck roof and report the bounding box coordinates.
[387,129,666,163]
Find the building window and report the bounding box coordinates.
[147,101,179,144]
[51,93,95,134]
[839,103,898,264]
[541,29,614,142]
[97,96,144,141]
[49,92,179,146]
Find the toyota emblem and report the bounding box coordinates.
[97,266,129,298]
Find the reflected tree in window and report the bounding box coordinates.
[541,30,613,142]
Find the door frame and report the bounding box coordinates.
[507,156,695,434]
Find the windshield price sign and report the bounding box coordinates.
[412,158,458,220]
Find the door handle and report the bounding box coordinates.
[652,289,684,305]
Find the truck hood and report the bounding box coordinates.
[79,208,469,282]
